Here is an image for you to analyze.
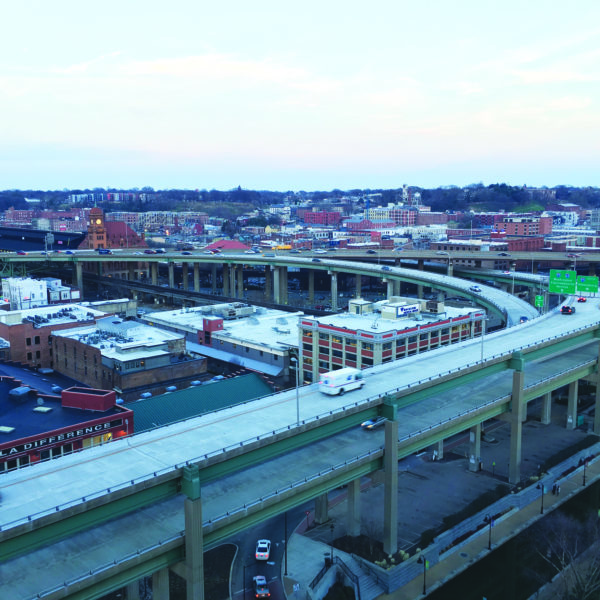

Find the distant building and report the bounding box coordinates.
[494,215,553,236]
[299,298,485,382]
[51,317,206,401]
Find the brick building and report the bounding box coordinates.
[51,317,207,401]
[0,304,107,369]
[299,298,485,383]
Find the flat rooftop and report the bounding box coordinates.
[146,304,303,352]
[0,382,125,444]
[51,317,182,360]
[302,302,483,335]
[0,304,106,327]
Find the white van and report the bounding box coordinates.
[319,368,364,396]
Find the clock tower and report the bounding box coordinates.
[87,208,107,249]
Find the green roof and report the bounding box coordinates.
[130,373,274,433]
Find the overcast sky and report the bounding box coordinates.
[1,1,599,191]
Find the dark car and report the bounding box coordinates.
[144,249,156,254]
[252,575,270,598]
[366,249,377,254]
[561,305,576,314]
[381,265,391,271]
[16,251,27,255]
[312,258,321,262]
[497,252,511,256]
[361,416,387,430]
[181,251,192,255]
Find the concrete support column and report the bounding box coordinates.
[229,265,236,298]
[181,263,188,291]
[151,263,158,286]
[383,418,398,555]
[386,279,393,299]
[168,263,175,289]
[435,439,444,461]
[152,568,170,600]
[126,581,140,600]
[194,263,200,293]
[567,380,579,430]
[308,270,314,305]
[222,265,230,297]
[346,478,361,537]
[183,466,204,600]
[273,267,281,304]
[128,263,136,281]
[75,262,83,294]
[468,423,482,472]
[355,274,362,298]
[447,261,454,277]
[417,284,424,299]
[264,266,272,301]
[541,392,552,425]
[594,353,600,433]
[281,267,288,305]
[330,272,338,311]
[237,265,244,299]
[97,260,103,277]
[211,264,217,294]
[393,280,400,296]
[509,369,525,484]
[314,493,329,525]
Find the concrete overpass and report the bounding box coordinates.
[5,251,538,326]
[1,298,599,599]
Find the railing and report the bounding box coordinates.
[309,556,361,600]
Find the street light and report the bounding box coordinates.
[417,554,427,595]
[290,357,300,425]
[480,317,488,362]
[484,514,493,550]
[537,483,545,514]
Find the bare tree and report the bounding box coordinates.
[534,511,600,600]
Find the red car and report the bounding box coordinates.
[577,297,587,303]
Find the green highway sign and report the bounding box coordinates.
[534,295,544,307]
[549,270,576,294]
[576,276,599,293]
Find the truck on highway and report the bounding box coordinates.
[319,367,364,396]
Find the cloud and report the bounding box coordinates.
[51,51,122,75]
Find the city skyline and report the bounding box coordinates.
[2,1,599,191]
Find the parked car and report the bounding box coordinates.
[252,575,270,598]
[255,539,271,560]
[561,305,576,314]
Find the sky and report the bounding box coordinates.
[1,1,600,191]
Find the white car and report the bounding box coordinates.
[255,539,271,560]
[314,249,328,254]
[469,285,482,293]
